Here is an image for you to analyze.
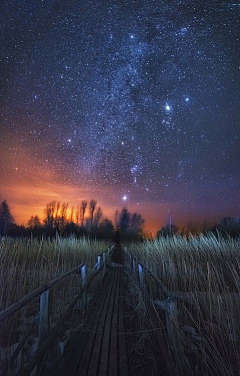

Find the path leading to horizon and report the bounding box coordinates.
[49,261,169,376]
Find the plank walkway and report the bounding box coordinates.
[53,267,129,376]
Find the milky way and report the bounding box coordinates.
[1,0,240,230]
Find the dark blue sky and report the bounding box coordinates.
[1,0,240,232]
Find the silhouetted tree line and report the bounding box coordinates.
[156,217,240,238]
[1,199,239,240]
[0,199,145,240]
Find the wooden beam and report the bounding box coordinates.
[39,290,49,344]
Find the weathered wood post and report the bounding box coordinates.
[39,290,49,344]
[138,264,144,288]
[81,265,87,314]
[132,258,136,272]
[97,255,103,270]
[153,296,178,343]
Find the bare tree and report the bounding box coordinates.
[76,205,80,226]
[43,201,56,229]
[89,199,97,227]
[70,206,74,223]
[59,202,68,231]
[93,206,103,230]
[80,200,87,227]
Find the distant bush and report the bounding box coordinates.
[215,217,240,238]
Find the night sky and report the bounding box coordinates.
[1,0,240,234]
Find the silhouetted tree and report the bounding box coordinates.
[43,201,56,230]
[116,208,130,233]
[43,201,69,235]
[80,200,87,227]
[58,202,68,232]
[93,206,103,227]
[0,200,14,235]
[98,219,114,239]
[116,207,144,240]
[27,215,41,229]
[89,200,97,227]
[216,217,240,238]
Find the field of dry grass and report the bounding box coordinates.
[0,236,110,373]
[128,234,240,376]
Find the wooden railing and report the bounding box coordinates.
[125,247,197,340]
[0,244,114,376]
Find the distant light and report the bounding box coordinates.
[121,141,125,145]
[122,195,127,201]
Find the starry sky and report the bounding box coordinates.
[0,0,240,234]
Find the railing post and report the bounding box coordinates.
[81,265,87,313]
[97,255,103,270]
[138,264,144,288]
[132,258,136,272]
[39,290,49,345]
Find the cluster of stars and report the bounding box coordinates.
[0,0,239,225]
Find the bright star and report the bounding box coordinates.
[68,138,72,143]
[185,97,190,102]
[165,104,171,111]
[122,195,127,201]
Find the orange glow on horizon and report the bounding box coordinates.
[1,143,236,236]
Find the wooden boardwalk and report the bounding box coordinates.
[53,267,129,376]
[1,246,173,376]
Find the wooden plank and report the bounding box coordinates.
[52,271,113,376]
[108,268,120,376]
[87,269,118,376]
[75,269,117,376]
[39,290,49,344]
[99,268,120,376]
[118,270,129,376]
